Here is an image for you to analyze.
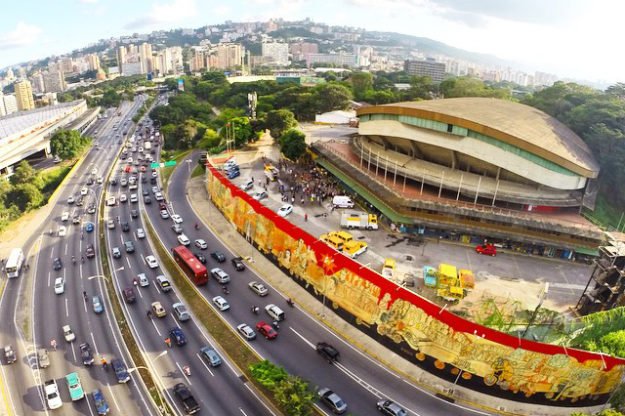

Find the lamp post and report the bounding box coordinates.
[129,350,170,416]
[245,210,256,263]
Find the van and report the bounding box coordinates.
[334,231,353,245]
[265,304,285,321]
[156,275,172,292]
[320,234,344,251]
[332,196,354,209]
[172,302,190,322]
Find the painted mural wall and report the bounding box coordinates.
[206,164,625,406]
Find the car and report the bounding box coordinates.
[54,277,65,294]
[155,192,164,201]
[173,383,200,415]
[92,295,104,314]
[476,243,497,256]
[171,214,183,224]
[92,389,110,415]
[66,372,85,401]
[227,170,240,179]
[86,177,94,186]
[253,191,268,201]
[151,186,159,194]
[130,193,138,203]
[316,342,340,363]
[194,239,207,250]
[177,233,191,246]
[111,358,131,383]
[136,228,146,239]
[248,281,268,296]
[124,240,135,253]
[79,342,95,366]
[231,256,246,271]
[256,321,278,340]
[67,196,75,204]
[91,168,98,175]
[137,273,149,287]
[377,399,407,416]
[85,222,95,233]
[63,325,76,342]
[144,195,152,204]
[212,296,230,311]
[172,302,190,322]
[85,244,96,258]
[169,327,187,346]
[145,255,159,269]
[265,304,285,321]
[53,257,63,270]
[240,179,254,191]
[4,345,16,364]
[142,188,149,196]
[151,301,167,318]
[119,194,127,203]
[44,379,63,410]
[156,275,172,292]
[107,219,115,229]
[277,204,294,217]
[211,251,226,263]
[112,247,122,258]
[210,268,230,284]
[37,348,50,368]
[58,226,67,237]
[87,204,96,214]
[194,252,206,264]
[106,197,116,206]
[96,176,103,184]
[76,196,84,206]
[237,323,256,340]
[80,187,88,196]
[123,287,136,303]
[160,209,170,219]
[158,201,167,210]
[318,388,347,414]
[200,346,222,367]
[172,223,183,234]
[110,177,118,186]
[130,209,139,218]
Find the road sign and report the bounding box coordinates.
[150,162,159,168]
[151,161,177,168]
[164,160,177,167]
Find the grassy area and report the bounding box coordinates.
[582,195,624,231]
[191,164,204,178]
[40,165,72,197]
[161,149,192,192]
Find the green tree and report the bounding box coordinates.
[350,72,373,101]
[310,82,352,114]
[197,128,220,149]
[8,183,44,211]
[274,376,315,416]
[222,117,256,147]
[279,129,307,161]
[265,109,297,139]
[440,77,511,99]
[10,161,36,186]
[50,129,90,160]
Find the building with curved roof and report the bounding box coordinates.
[356,98,598,207]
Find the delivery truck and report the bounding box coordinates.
[340,213,378,230]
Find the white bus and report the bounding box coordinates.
[5,248,24,279]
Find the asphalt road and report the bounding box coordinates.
[0,99,154,415]
[163,150,483,416]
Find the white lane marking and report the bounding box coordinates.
[195,353,214,377]
[65,298,70,317]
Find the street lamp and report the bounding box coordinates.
[129,350,170,416]
[245,210,256,263]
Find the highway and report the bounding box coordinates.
[101,106,276,415]
[0,98,154,415]
[160,150,482,416]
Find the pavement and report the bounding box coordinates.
[186,144,602,416]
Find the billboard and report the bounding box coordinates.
[177,79,184,92]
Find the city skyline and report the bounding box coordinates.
[0,0,622,84]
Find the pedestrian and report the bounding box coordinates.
[304,213,308,222]
[291,196,295,204]
[165,337,172,348]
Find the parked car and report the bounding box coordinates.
[277,204,294,217]
[44,379,63,409]
[475,243,497,256]
[4,345,16,364]
[37,348,50,368]
[253,191,268,201]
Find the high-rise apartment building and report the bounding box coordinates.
[14,79,35,111]
[261,42,289,66]
[404,58,446,82]
[139,43,153,74]
[60,58,75,74]
[43,70,66,93]
[87,54,100,71]
[290,42,318,61]
[214,43,243,70]
[2,94,18,115]
[31,72,46,94]
[0,92,6,116]
[189,48,209,72]
[305,53,358,68]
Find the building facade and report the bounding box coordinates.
[261,42,289,66]
[404,59,446,82]
[14,80,35,111]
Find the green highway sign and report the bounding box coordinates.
[150,162,159,168]
[164,160,177,167]
[150,161,177,168]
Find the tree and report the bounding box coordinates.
[279,129,307,161]
[440,77,511,99]
[8,183,43,211]
[265,109,298,139]
[222,117,256,147]
[50,129,90,160]
[350,72,373,101]
[197,128,220,149]
[10,161,36,186]
[274,376,315,416]
[310,82,352,114]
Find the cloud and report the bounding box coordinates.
[0,22,42,50]
[124,0,198,29]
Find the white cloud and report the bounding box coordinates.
[0,22,42,50]
[124,0,198,29]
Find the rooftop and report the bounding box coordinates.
[0,100,86,141]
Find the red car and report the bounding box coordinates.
[475,243,497,256]
[256,321,278,340]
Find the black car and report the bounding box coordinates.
[53,257,63,270]
[122,287,136,303]
[86,177,94,186]
[150,177,157,184]
[121,222,130,232]
[79,342,94,366]
[194,252,206,264]
[142,189,149,196]
[111,358,130,383]
[130,209,139,218]
[210,251,226,263]
[76,196,84,207]
[316,342,340,363]
[110,178,118,186]
[144,196,152,204]
[231,257,245,271]
[85,245,96,259]
[169,327,187,346]
[173,383,200,415]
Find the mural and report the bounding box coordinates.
[206,164,625,406]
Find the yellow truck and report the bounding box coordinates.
[340,213,378,230]
[343,241,368,258]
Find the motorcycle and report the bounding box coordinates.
[183,365,191,376]
[286,298,295,308]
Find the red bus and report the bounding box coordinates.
[172,245,208,286]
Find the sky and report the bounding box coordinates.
[0,0,623,84]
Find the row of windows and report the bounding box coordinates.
[361,113,577,177]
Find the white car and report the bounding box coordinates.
[154,192,164,201]
[212,296,230,311]
[54,277,65,294]
[137,273,150,287]
[106,196,116,206]
[145,255,159,269]
[44,379,63,410]
[58,226,67,237]
[63,325,75,342]
[171,214,183,224]
[160,210,170,219]
[136,228,146,239]
[80,188,88,196]
[91,168,98,175]
[177,234,190,246]
[130,194,138,203]
[237,323,256,340]
[119,194,128,203]
[248,281,269,297]
[194,239,207,250]
[277,204,293,217]
[96,176,103,184]
[152,186,159,194]
[61,212,69,222]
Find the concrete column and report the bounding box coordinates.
[450,150,457,169]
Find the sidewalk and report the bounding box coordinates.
[186,174,595,416]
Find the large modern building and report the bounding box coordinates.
[404,59,446,82]
[14,80,35,111]
[356,98,599,209]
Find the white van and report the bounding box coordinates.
[332,196,355,209]
[265,304,285,321]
